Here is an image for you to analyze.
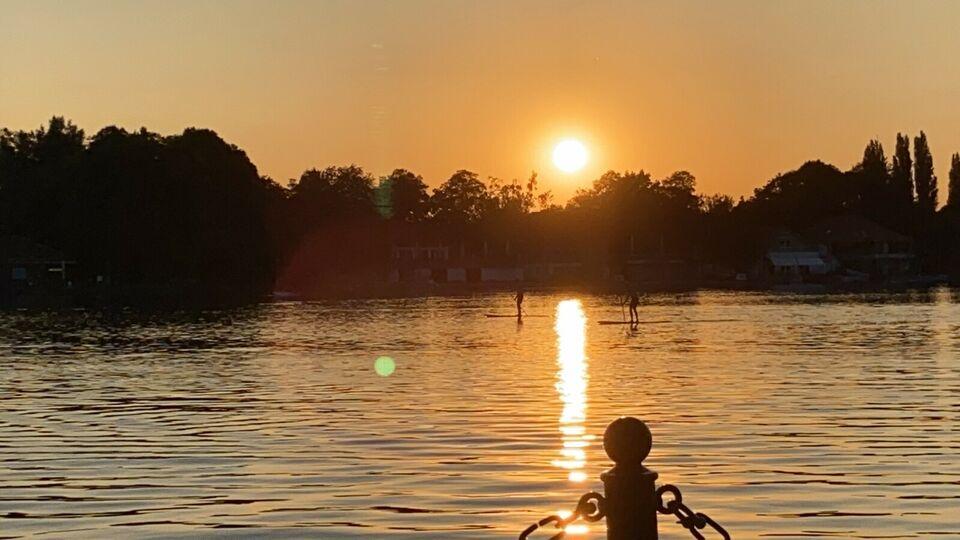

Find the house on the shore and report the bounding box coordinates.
[384,215,600,285]
[387,239,528,284]
[390,242,454,282]
[758,215,916,283]
[385,220,526,284]
[806,214,914,278]
[761,229,836,282]
[0,236,75,306]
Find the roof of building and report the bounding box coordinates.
[767,251,827,268]
[806,214,911,245]
[0,236,72,264]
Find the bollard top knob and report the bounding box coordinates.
[603,416,652,466]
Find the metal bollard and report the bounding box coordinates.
[601,417,659,540]
[519,416,727,540]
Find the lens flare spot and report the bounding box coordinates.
[374,356,396,377]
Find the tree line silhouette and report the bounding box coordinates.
[2,117,960,305]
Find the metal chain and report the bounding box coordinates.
[656,484,730,540]
[518,491,606,540]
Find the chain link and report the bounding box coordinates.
[518,492,605,540]
[518,484,728,539]
[656,484,730,540]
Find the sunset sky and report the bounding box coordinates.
[3,0,960,202]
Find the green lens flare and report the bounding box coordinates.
[374,356,396,377]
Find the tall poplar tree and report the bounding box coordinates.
[857,139,891,226]
[913,131,938,270]
[914,131,938,216]
[889,133,914,231]
[948,153,960,208]
[891,133,913,201]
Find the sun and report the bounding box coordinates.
[552,139,588,173]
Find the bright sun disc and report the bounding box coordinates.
[553,139,588,173]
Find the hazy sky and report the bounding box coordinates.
[3,0,960,201]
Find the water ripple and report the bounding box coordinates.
[0,290,958,538]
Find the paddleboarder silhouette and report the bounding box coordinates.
[514,289,525,320]
[628,291,640,324]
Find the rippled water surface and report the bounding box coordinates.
[1,290,959,539]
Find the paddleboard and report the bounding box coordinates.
[485,314,548,318]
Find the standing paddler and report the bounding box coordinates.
[628,291,640,324]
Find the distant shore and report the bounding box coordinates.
[1,276,952,311]
[269,275,953,302]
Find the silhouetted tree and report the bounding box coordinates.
[569,170,655,214]
[913,132,938,269]
[743,160,851,230]
[948,153,960,209]
[384,168,429,222]
[487,172,550,215]
[163,128,278,297]
[861,140,887,176]
[9,117,960,301]
[568,169,700,264]
[431,170,492,226]
[0,117,85,248]
[488,177,528,214]
[891,134,913,202]
[80,125,166,282]
[914,131,938,215]
[700,194,737,267]
[851,139,895,228]
[289,165,377,229]
[281,165,382,289]
[0,118,282,305]
[478,173,555,258]
[658,170,700,212]
[702,194,734,214]
[940,155,960,277]
[526,172,554,211]
[889,133,914,233]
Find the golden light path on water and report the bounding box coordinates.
[553,299,592,536]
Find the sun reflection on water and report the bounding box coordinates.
[553,299,592,487]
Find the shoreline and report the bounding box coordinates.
[2,277,951,311]
[272,275,952,302]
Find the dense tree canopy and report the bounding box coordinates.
[430,170,493,226]
[384,168,430,223]
[0,118,280,305]
[289,165,378,227]
[742,160,850,230]
[3,117,960,305]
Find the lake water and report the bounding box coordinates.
[1,290,958,539]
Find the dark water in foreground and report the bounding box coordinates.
[1,290,958,539]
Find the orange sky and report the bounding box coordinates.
[3,0,960,202]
